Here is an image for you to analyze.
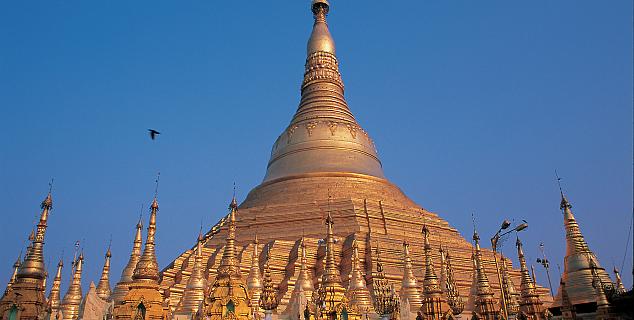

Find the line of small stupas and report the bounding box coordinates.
[0,184,630,320]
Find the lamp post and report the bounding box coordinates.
[536,243,554,297]
[491,220,528,320]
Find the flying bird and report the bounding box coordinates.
[148,129,160,140]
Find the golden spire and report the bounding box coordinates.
[177,232,207,316]
[371,244,399,318]
[4,254,21,295]
[419,225,451,319]
[204,196,251,320]
[17,192,52,281]
[499,256,520,316]
[61,252,84,320]
[346,239,373,315]
[247,234,263,313]
[259,245,279,312]
[295,236,315,296]
[613,267,626,293]
[47,259,63,313]
[316,212,347,312]
[554,190,612,307]
[133,197,160,283]
[262,0,385,182]
[471,229,498,320]
[307,0,335,55]
[440,247,464,315]
[95,246,112,300]
[218,196,241,277]
[111,216,143,304]
[400,239,423,310]
[515,237,544,318]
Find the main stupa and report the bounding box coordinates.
[160,0,551,317]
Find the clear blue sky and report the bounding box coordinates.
[1,1,632,294]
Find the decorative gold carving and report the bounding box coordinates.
[305,122,318,137]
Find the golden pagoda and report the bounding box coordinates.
[46,259,64,319]
[259,247,279,320]
[515,237,545,319]
[246,235,263,318]
[112,217,144,305]
[314,212,353,320]
[112,197,168,320]
[471,230,498,320]
[345,239,373,317]
[550,191,613,312]
[61,252,84,320]
[400,240,423,312]
[498,257,519,318]
[2,255,21,297]
[159,1,552,319]
[285,236,317,320]
[438,247,464,316]
[419,225,453,320]
[202,197,251,320]
[173,232,207,319]
[0,192,53,320]
[96,246,113,301]
[371,245,399,320]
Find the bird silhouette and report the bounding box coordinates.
[148,129,160,140]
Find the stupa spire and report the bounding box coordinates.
[246,234,263,315]
[95,245,112,300]
[499,256,520,317]
[218,196,240,275]
[316,212,347,313]
[371,244,399,319]
[203,196,251,320]
[132,197,160,283]
[613,267,626,293]
[259,245,279,314]
[17,191,52,281]
[262,0,385,182]
[516,237,545,318]
[441,247,464,315]
[471,229,498,320]
[61,252,84,320]
[47,259,63,315]
[419,225,452,319]
[111,216,143,304]
[3,255,21,295]
[554,189,612,307]
[400,239,423,310]
[176,232,207,316]
[346,239,373,315]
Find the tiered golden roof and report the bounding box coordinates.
[61,253,84,320]
[96,246,112,301]
[112,217,143,304]
[3,255,20,296]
